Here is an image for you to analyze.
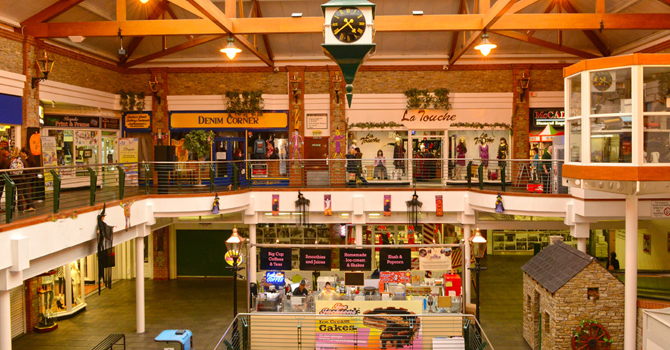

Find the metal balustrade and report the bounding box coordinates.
[0,158,564,224]
[214,313,493,350]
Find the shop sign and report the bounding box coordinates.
[531,108,565,127]
[315,300,423,349]
[124,113,151,129]
[401,109,457,124]
[306,113,328,129]
[300,248,332,271]
[170,112,288,129]
[379,271,411,284]
[347,107,512,130]
[43,115,100,128]
[260,247,292,270]
[265,271,285,284]
[652,201,670,218]
[418,248,452,271]
[379,248,412,271]
[339,249,372,271]
[250,163,268,178]
[101,117,120,130]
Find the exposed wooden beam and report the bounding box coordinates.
[20,0,86,27]
[526,1,556,37]
[238,0,244,18]
[163,2,196,41]
[187,0,234,33]
[123,34,224,67]
[168,0,204,18]
[117,0,126,22]
[596,0,606,13]
[657,0,670,7]
[479,0,490,13]
[509,0,543,14]
[120,1,168,64]
[225,0,236,18]
[494,30,599,58]
[234,34,273,66]
[562,0,610,56]
[253,0,273,61]
[22,13,670,38]
[449,0,466,61]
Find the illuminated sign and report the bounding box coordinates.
[170,112,288,129]
[265,271,285,284]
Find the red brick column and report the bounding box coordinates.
[512,65,531,184]
[21,37,40,148]
[287,66,305,187]
[329,66,347,186]
[151,68,169,146]
[153,227,170,280]
[24,277,39,333]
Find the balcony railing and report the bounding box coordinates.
[214,313,493,350]
[0,158,564,224]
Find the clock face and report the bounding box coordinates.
[592,71,613,92]
[331,7,366,43]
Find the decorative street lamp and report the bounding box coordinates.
[469,227,488,321]
[225,226,246,317]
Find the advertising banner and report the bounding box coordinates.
[300,248,332,271]
[119,138,139,185]
[418,248,452,271]
[339,249,372,271]
[379,271,412,284]
[324,194,332,216]
[272,194,279,215]
[379,248,412,271]
[383,195,391,216]
[435,195,443,217]
[41,136,57,193]
[260,248,292,271]
[315,300,423,350]
[124,113,151,129]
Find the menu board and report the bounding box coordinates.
[300,248,332,271]
[260,248,292,271]
[379,248,412,271]
[339,248,372,271]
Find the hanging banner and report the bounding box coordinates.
[383,195,391,216]
[379,248,412,271]
[260,248,292,271]
[315,300,423,350]
[300,248,332,271]
[272,194,279,216]
[324,194,332,216]
[339,249,372,271]
[41,136,57,193]
[419,248,452,271]
[436,195,443,217]
[119,138,139,185]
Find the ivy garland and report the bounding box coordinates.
[349,121,405,129]
[225,90,264,115]
[119,90,146,113]
[404,88,451,110]
[450,122,511,129]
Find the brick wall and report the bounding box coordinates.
[354,69,514,94]
[168,71,287,95]
[24,277,39,333]
[305,71,329,94]
[530,69,564,91]
[524,261,625,350]
[153,227,170,280]
[0,36,23,74]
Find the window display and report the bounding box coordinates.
[35,271,57,332]
[246,131,289,178]
[47,129,101,175]
[491,230,576,253]
[350,131,408,182]
[569,120,582,162]
[37,261,86,321]
[447,130,511,181]
[413,133,442,183]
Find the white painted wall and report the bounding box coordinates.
[616,220,670,270]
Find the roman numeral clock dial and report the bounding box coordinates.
[331,7,366,43]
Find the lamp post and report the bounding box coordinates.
[225,226,246,317]
[468,227,488,321]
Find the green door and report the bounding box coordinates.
[177,230,232,277]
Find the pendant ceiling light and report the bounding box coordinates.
[474,32,497,57]
[140,0,149,3]
[220,36,242,60]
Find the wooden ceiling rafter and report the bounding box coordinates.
[562,0,611,56]
[122,34,225,68]
[493,30,599,58]
[253,0,274,61]
[509,0,543,13]
[120,0,169,64]
[449,0,517,65]
[20,0,86,28]
[526,0,557,37]
[448,0,467,61]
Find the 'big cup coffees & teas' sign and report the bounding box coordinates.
[260,248,292,270]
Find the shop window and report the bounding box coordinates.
[590,68,631,115]
[590,117,632,163]
[587,287,599,300]
[568,120,581,162]
[643,115,670,163]
[643,66,670,113]
[569,74,582,117]
[526,294,531,313]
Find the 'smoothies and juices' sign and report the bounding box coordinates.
[300,248,332,271]
[170,112,288,129]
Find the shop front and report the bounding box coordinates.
[169,110,289,187]
[33,259,86,332]
[0,93,23,150]
[348,103,512,185]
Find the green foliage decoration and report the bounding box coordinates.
[119,91,146,113]
[225,90,264,115]
[349,121,405,129]
[184,130,215,160]
[404,88,451,110]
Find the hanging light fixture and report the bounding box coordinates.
[140,0,149,3]
[295,191,310,227]
[31,50,55,89]
[474,32,497,57]
[220,36,242,60]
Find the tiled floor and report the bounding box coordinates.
[12,254,532,350]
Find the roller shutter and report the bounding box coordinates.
[10,286,25,338]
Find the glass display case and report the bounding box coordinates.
[50,260,86,318]
[35,271,57,332]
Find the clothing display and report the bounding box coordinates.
[479,144,489,167]
[456,143,467,166]
[254,137,266,159]
[497,140,508,168]
[374,155,388,179]
[393,142,406,174]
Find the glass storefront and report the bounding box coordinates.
[349,130,409,182]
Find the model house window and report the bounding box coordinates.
[544,312,551,336]
[587,287,599,300]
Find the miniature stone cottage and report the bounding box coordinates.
[522,241,624,350]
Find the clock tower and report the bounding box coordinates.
[322,0,376,107]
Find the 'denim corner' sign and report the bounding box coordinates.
[170,112,288,129]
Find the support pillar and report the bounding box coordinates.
[65,264,73,311]
[624,194,637,350]
[463,224,472,305]
[570,223,590,253]
[136,237,145,334]
[249,224,257,285]
[0,290,10,350]
[355,225,363,246]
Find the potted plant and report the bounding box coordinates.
[184,130,215,160]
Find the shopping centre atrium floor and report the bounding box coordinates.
[11,255,530,350]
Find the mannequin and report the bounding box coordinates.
[392,137,406,180]
[290,130,304,160]
[71,262,81,303]
[454,137,467,179]
[478,137,489,176]
[254,134,266,159]
[374,149,388,180]
[266,134,275,159]
[497,137,508,179]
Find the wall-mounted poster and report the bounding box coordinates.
[272,194,279,216]
[119,138,139,185]
[436,195,443,217]
[418,248,452,271]
[643,233,651,254]
[41,136,57,193]
[383,195,391,216]
[324,194,332,216]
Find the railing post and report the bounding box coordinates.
[466,161,473,188]
[116,165,125,200]
[209,163,215,193]
[87,167,97,206]
[501,162,506,192]
[143,163,151,195]
[464,319,471,350]
[177,167,182,194]
[243,320,249,350]
[478,162,484,190]
[50,170,61,214]
[2,174,15,224]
